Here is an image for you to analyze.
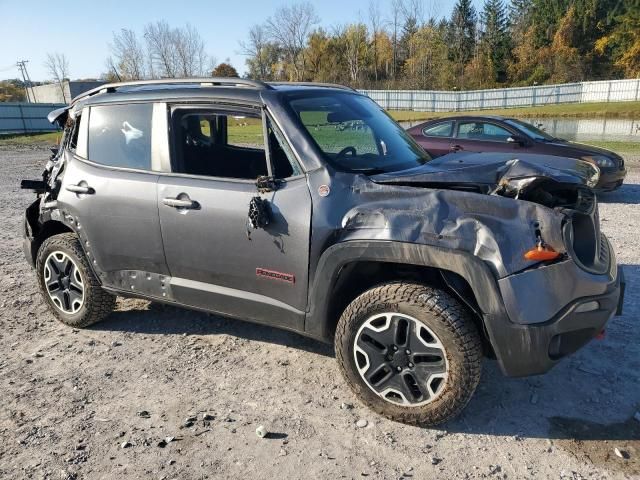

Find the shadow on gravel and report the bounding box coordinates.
[598,182,640,204]
[92,266,639,442]
[91,303,334,358]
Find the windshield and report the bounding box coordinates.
[285,92,430,173]
[505,118,557,142]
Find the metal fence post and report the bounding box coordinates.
[17,103,27,134]
[635,79,640,101]
[532,87,537,107]
[606,81,612,102]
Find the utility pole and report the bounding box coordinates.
[16,60,36,103]
[16,60,31,102]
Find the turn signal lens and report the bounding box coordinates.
[524,246,560,261]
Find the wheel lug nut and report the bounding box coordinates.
[396,366,402,372]
[392,346,398,351]
[405,349,411,355]
[408,363,414,368]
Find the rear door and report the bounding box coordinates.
[415,120,454,157]
[57,103,169,288]
[451,120,520,154]
[156,104,311,330]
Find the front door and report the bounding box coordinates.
[157,105,311,330]
[451,120,521,154]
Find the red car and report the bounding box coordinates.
[407,115,627,191]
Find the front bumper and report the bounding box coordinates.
[484,256,624,377]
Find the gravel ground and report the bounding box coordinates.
[0,146,638,480]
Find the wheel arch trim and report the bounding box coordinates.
[305,240,506,341]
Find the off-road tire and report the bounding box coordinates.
[36,233,115,328]
[335,282,482,426]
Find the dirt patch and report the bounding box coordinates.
[1,146,639,479]
[550,415,640,477]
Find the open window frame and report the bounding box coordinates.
[167,103,304,183]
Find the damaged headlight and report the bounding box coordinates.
[574,160,600,188]
[582,154,615,169]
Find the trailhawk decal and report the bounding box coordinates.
[256,268,295,284]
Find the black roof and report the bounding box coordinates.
[73,78,357,108]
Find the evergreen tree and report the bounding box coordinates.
[480,0,509,82]
[448,0,477,86]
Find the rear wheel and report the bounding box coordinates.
[335,282,482,426]
[36,233,115,328]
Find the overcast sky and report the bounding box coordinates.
[1,0,484,82]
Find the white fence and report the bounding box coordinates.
[360,78,640,112]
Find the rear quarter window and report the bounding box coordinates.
[88,103,153,170]
[422,121,453,137]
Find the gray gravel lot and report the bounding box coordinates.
[0,146,638,479]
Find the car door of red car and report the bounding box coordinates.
[450,121,521,154]
[412,120,455,157]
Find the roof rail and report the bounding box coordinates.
[267,82,357,92]
[71,77,272,104]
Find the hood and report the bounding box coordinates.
[371,152,599,207]
[47,105,71,127]
[543,140,620,158]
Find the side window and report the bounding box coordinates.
[171,109,301,180]
[422,121,453,138]
[458,121,512,141]
[267,118,303,178]
[298,110,379,156]
[88,103,153,169]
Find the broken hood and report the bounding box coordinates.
[370,152,600,194]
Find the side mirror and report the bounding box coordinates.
[507,135,525,145]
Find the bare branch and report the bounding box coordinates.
[44,52,70,102]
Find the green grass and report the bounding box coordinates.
[578,140,640,154]
[388,101,640,122]
[0,131,62,146]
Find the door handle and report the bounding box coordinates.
[450,145,463,152]
[66,184,94,194]
[163,197,199,209]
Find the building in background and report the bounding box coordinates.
[29,80,105,104]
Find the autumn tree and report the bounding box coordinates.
[212,62,239,77]
[594,0,640,78]
[240,25,280,80]
[265,3,319,81]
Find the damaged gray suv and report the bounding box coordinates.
[22,78,624,426]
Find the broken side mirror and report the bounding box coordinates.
[247,196,271,230]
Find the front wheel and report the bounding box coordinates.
[335,282,482,426]
[36,233,115,328]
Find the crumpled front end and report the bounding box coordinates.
[341,175,570,279]
[328,159,621,376]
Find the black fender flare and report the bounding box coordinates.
[304,240,507,342]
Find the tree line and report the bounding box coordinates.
[1,0,638,102]
[241,0,640,90]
